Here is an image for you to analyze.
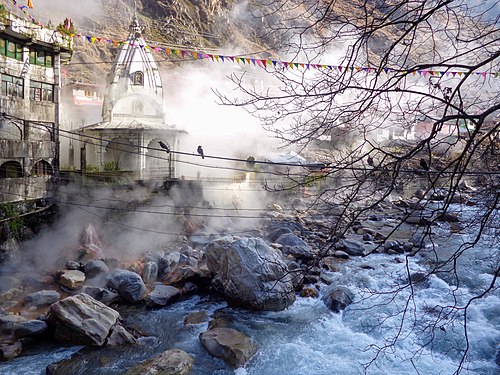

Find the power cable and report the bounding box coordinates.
[3,112,500,178]
[33,119,500,176]
[0,190,270,237]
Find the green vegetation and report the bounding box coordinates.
[0,203,24,238]
[102,161,120,172]
[85,164,100,173]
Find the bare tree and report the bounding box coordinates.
[218,0,499,373]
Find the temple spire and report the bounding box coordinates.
[129,14,142,38]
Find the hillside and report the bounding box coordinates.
[62,0,276,84]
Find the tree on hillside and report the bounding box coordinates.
[218,0,499,373]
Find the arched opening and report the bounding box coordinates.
[0,161,23,178]
[133,71,144,86]
[146,138,171,178]
[31,160,53,176]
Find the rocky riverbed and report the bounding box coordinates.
[0,183,499,374]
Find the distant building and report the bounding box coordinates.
[77,16,186,180]
[0,8,72,203]
[60,82,104,168]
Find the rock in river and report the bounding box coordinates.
[322,285,354,313]
[205,237,295,311]
[145,285,181,307]
[125,348,194,375]
[46,293,132,346]
[107,269,147,303]
[199,327,258,367]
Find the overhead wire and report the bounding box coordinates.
[23,117,500,177]
[0,189,275,237]
[3,113,499,187]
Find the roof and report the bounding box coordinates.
[263,151,307,164]
[79,118,186,133]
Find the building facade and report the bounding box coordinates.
[0,8,72,203]
[78,16,186,181]
[60,82,104,168]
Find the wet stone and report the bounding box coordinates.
[299,286,319,298]
[145,285,181,307]
[0,341,22,361]
[184,311,209,325]
[199,327,258,367]
[124,348,194,375]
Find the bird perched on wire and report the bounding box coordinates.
[419,158,429,171]
[197,145,204,159]
[367,155,374,167]
[158,141,170,153]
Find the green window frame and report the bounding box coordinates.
[29,49,54,67]
[1,74,24,97]
[0,37,23,61]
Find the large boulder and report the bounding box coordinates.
[199,327,258,367]
[46,293,127,346]
[107,269,147,303]
[322,286,354,313]
[336,239,369,256]
[275,233,314,260]
[125,349,194,375]
[205,237,295,311]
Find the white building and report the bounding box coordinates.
[78,16,186,180]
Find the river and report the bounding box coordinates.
[1,197,499,375]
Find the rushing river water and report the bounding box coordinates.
[1,204,499,375]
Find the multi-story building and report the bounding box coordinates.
[0,8,72,203]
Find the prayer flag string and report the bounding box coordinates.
[6,0,500,78]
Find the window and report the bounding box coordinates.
[32,160,53,176]
[0,37,23,60]
[29,49,54,67]
[133,71,144,85]
[30,81,54,102]
[132,100,143,114]
[1,74,24,97]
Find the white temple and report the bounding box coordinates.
[79,16,185,180]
